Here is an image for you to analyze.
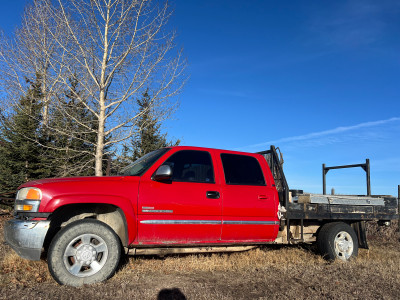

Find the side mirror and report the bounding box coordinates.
[152,165,172,181]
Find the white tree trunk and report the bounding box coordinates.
[0,0,186,177]
[95,104,105,176]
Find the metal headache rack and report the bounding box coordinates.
[258,146,289,208]
[258,146,302,243]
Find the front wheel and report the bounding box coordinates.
[317,222,358,261]
[48,219,121,286]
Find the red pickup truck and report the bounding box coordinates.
[4,146,399,286]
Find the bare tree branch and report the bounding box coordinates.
[0,0,186,177]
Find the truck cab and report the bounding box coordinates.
[133,147,279,244]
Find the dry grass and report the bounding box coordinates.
[1,212,399,299]
[367,220,399,241]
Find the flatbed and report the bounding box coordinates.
[288,194,398,221]
[259,146,399,246]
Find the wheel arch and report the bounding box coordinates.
[44,203,129,250]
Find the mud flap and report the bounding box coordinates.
[352,221,369,249]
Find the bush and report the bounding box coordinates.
[366,220,399,242]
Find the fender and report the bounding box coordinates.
[43,194,137,243]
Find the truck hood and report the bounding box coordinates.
[19,176,133,188]
[18,176,141,213]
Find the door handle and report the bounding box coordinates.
[206,191,220,199]
[258,195,269,200]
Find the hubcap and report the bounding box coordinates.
[334,231,354,261]
[63,233,108,277]
[76,244,97,265]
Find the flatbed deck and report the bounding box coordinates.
[287,194,398,221]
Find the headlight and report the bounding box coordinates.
[16,187,42,201]
[15,187,42,212]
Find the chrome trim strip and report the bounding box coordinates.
[142,210,173,213]
[140,220,279,225]
[223,221,279,225]
[140,220,221,225]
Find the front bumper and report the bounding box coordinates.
[4,219,50,261]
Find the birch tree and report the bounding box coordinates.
[0,0,94,177]
[0,0,185,177]
[50,0,186,175]
[0,0,63,125]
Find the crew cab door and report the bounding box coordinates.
[138,149,222,244]
[219,153,279,241]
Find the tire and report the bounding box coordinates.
[48,219,121,286]
[317,222,358,261]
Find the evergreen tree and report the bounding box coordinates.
[131,89,180,161]
[45,75,98,177]
[0,74,47,193]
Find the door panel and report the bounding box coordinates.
[138,180,222,243]
[221,185,278,241]
[138,150,222,244]
[219,153,279,241]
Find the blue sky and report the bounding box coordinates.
[1,1,399,196]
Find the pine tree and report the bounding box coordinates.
[0,74,47,193]
[131,89,180,161]
[45,75,98,177]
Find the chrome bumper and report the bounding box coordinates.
[4,219,50,261]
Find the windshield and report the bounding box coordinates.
[119,148,170,176]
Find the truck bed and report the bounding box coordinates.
[286,194,398,221]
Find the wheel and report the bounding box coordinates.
[317,222,358,261]
[48,219,121,286]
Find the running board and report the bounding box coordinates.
[127,246,256,256]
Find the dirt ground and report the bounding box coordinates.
[1,211,399,300]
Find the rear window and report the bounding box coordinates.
[221,153,265,186]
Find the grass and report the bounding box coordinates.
[0,211,399,299]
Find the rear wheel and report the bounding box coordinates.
[317,222,358,261]
[48,219,121,286]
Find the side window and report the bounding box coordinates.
[221,153,265,186]
[163,150,214,183]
